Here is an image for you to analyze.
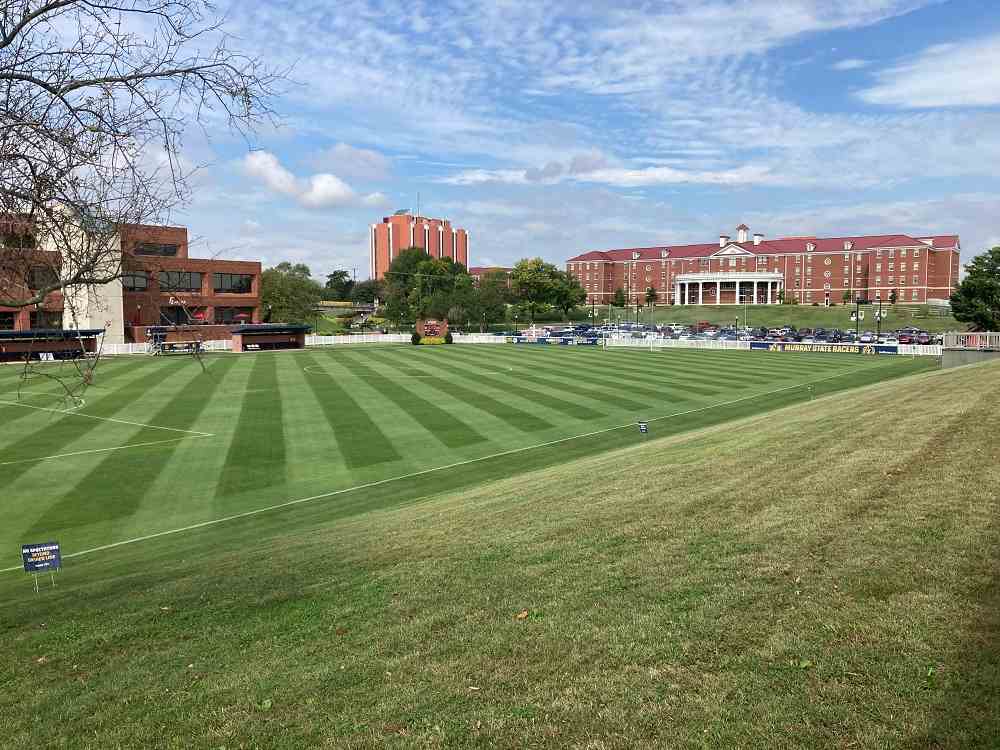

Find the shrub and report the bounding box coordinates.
[411,331,421,345]
[444,331,453,344]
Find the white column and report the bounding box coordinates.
[674,282,681,305]
[753,281,758,304]
[698,282,704,305]
[769,281,775,304]
[716,281,721,304]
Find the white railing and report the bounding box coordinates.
[943,332,1000,350]
[306,333,411,346]
[453,333,506,344]
[898,344,943,356]
[606,336,750,351]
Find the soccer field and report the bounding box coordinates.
[0,344,935,567]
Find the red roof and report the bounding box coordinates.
[566,233,958,263]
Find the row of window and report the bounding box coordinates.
[158,306,254,325]
[0,311,62,329]
[122,271,254,293]
[570,248,926,272]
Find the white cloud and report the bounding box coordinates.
[832,58,869,70]
[858,34,1000,107]
[308,143,392,180]
[242,150,385,209]
[244,151,298,196]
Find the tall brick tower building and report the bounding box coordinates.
[370,211,468,279]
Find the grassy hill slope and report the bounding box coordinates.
[1,361,998,749]
[574,302,961,332]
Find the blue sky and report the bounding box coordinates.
[175,0,1000,278]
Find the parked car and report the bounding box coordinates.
[859,331,876,343]
[916,332,932,345]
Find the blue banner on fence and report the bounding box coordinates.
[749,342,898,355]
[21,542,61,572]
[506,336,599,346]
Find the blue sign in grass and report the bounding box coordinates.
[21,542,61,572]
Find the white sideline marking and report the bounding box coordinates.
[0,361,900,574]
[0,435,212,467]
[0,400,213,436]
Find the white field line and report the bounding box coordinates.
[0,435,212,467]
[0,360,902,574]
[0,399,213,436]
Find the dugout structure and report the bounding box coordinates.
[0,328,102,363]
[230,324,310,352]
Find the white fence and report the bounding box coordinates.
[305,333,411,346]
[605,336,750,351]
[942,332,1000,350]
[92,332,943,357]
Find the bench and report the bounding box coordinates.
[154,340,203,355]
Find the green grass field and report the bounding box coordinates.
[0,345,932,561]
[4,346,997,749]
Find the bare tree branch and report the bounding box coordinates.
[0,0,284,312]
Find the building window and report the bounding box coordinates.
[136,243,179,257]
[889,249,895,258]
[27,266,59,291]
[824,257,832,265]
[30,310,62,328]
[843,253,849,260]
[876,276,881,284]
[888,263,895,271]
[824,283,831,290]
[876,249,882,257]
[888,276,895,283]
[159,270,202,292]
[824,271,831,278]
[876,263,882,272]
[901,249,908,257]
[0,312,15,329]
[912,290,919,299]
[215,307,254,324]
[901,263,907,271]
[843,280,849,287]
[913,249,920,257]
[122,271,149,291]
[913,263,920,271]
[913,275,919,284]
[213,273,254,294]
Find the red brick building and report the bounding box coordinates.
[120,224,261,341]
[566,225,961,306]
[1,219,261,342]
[370,211,468,280]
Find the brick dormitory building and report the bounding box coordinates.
[0,217,260,344]
[566,224,961,306]
[370,211,469,280]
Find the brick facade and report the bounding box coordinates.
[566,227,961,306]
[371,212,468,280]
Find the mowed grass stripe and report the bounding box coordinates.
[299,352,401,469]
[214,355,287,498]
[456,347,693,404]
[0,356,168,430]
[24,357,241,537]
[0,358,195,475]
[420,353,608,421]
[334,350,490,449]
[366,350,555,433]
[444,347,651,412]
[505,346,780,389]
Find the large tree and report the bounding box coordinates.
[349,279,382,305]
[0,0,280,317]
[324,270,355,300]
[510,258,559,324]
[382,247,429,325]
[951,246,1000,331]
[477,270,510,331]
[551,270,587,320]
[261,265,322,325]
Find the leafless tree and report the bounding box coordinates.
[0,0,282,314]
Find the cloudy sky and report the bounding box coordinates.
[176,0,1000,278]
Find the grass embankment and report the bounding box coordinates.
[573,303,961,332]
[1,361,998,748]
